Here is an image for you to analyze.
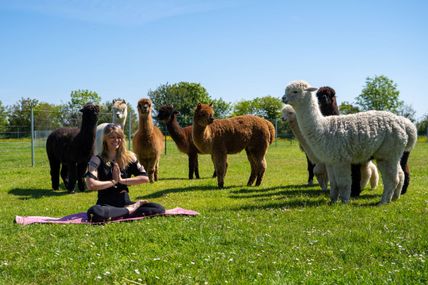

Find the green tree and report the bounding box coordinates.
[7,98,39,137]
[233,96,283,121]
[339,101,360,114]
[397,104,416,122]
[356,75,403,113]
[211,98,232,119]
[148,82,231,126]
[34,102,63,130]
[62,89,101,126]
[0,100,8,133]
[416,114,428,136]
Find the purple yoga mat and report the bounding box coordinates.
[15,207,199,225]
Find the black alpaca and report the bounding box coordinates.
[46,103,99,192]
[157,105,203,179]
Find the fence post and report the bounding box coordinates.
[275,119,278,147]
[31,107,35,167]
[128,109,132,150]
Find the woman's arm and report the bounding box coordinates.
[85,156,118,191]
[113,162,149,186]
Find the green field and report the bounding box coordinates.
[0,139,427,284]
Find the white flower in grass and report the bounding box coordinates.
[134,269,140,275]
[103,271,111,276]
[96,275,102,280]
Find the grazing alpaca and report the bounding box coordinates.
[192,103,275,188]
[282,80,417,204]
[95,99,128,155]
[133,98,165,183]
[157,105,202,179]
[46,103,99,192]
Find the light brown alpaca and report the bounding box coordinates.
[133,98,165,182]
[192,103,275,188]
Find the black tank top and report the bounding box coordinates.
[95,155,147,207]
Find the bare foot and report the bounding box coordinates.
[125,200,142,214]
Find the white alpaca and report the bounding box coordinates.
[282,80,417,204]
[360,161,379,190]
[282,105,329,192]
[282,104,379,193]
[95,99,128,155]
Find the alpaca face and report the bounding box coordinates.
[80,103,100,118]
[112,100,127,120]
[137,99,152,117]
[316,87,336,108]
[281,106,296,122]
[194,103,214,127]
[157,105,174,122]
[282,80,317,107]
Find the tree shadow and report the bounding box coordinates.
[136,184,238,199]
[8,188,73,200]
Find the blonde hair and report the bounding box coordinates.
[101,124,133,169]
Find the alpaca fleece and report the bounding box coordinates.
[133,98,165,183]
[282,80,417,204]
[46,103,99,192]
[192,103,275,188]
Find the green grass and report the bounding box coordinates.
[0,139,427,284]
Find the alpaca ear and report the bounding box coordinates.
[197,103,202,109]
[174,111,180,116]
[122,99,126,104]
[305,87,318,92]
[209,102,214,107]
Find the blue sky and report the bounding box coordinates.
[1,0,427,119]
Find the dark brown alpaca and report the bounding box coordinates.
[192,103,275,188]
[133,98,165,182]
[46,103,99,192]
[157,105,202,179]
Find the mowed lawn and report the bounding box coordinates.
[0,138,427,284]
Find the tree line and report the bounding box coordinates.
[0,75,427,138]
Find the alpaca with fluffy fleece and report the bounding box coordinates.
[133,98,165,183]
[192,103,275,188]
[282,80,417,204]
[46,103,99,192]
[95,99,128,155]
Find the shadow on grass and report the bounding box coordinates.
[137,184,238,199]
[8,188,72,199]
[159,176,214,181]
[228,184,383,209]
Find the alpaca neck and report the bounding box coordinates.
[139,114,154,134]
[295,94,326,145]
[289,119,320,164]
[192,123,212,154]
[167,117,188,148]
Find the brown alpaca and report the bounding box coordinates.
[133,98,165,182]
[157,105,202,179]
[192,103,275,188]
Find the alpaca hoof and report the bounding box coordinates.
[307,180,313,186]
[218,183,224,189]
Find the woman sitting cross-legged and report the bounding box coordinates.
[85,123,165,223]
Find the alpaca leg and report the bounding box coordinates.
[306,154,315,186]
[400,151,411,194]
[60,164,69,188]
[377,160,399,205]
[194,153,200,179]
[49,159,61,190]
[245,150,257,186]
[350,164,362,197]
[212,153,227,189]
[255,157,267,186]
[67,164,78,193]
[154,159,160,181]
[326,165,339,203]
[369,163,379,189]
[331,164,352,203]
[77,162,86,191]
[392,163,405,201]
[314,163,328,192]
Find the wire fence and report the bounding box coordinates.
[0,108,294,169]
